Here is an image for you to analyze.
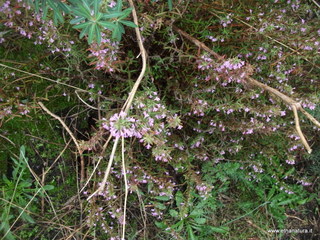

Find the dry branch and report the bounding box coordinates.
[38,102,85,182]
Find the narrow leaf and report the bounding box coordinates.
[168,0,173,11]
[95,24,101,45]
[116,0,123,12]
[70,16,85,25]
[93,0,101,14]
[79,24,91,39]
[72,21,91,29]
[103,12,124,19]
[88,24,96,44]
[99,21,116,30]
[119,20,137,28]
[118,7,133,20]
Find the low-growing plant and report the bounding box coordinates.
[0,146,54,240]
[0,0,319,239]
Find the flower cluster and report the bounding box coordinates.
[88,33,120,72]
[215,58,245,73]
[102,111,141,138]
[1,0,74,56]
[197,54,214,70]
[220,13,233,28]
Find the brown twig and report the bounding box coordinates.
[172,25,224,61]
[38,102,85,183]
[292,104,312,153]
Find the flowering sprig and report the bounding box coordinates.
[88,33,120,72]
[102,111,141,138]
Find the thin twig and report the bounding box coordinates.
[43,140,71,176]
[38,102,85,183]
[75,90,99,110]
[20,148,60,223]
[0,133,15,146]
[122,0,148,113]
[300,108,320,128]
[1,188,42,240]
[245,219,271,236]
[311,0,320,9]
[172,25,224,61]
[136,189,147,239]
[38,102,81,153]
[87,136,120,200]
[79,135,112,194]
[121,136,128,240]
[0,63,88,92]
[292,104,312,153]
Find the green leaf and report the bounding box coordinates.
[169,209,179,217]
[95,12,103,21]
[75,3,92,19]
[209,226,229,233]
[53,11,64,25]
[171,220,184,232]
[79,24,91,39]
[57,1,71,14]
[71,8,90,19]
[187,224,196,240]
[119,20,137,28]
[118,7,133,20]
[93,0,101,14]
[155,195,170,201]
[95,24,101,45]
[99,21,116,30]
[168,0,173,11]
[20,181,32,188]
[297,197,311,205]
[116,0,123,12]
[155,202,166,210]
[81,0,92,16]
[155,221,167,229]
[103,12,124,19]
[70,17,86,25]
[267,186,276,200]
[72,21,91,30]
[42,4,49,20]
[19,145,26,160]
[112,25,121,41]
[118,22,125,34]
[278,197,298,206]
[43,185,55,191]
[175,191,184,207]
[193,218,206,224]
[34,0,40,13]
[47,0,64,24]
[20,211,35,224]
[88,24,96,44]
[190,208,204,217]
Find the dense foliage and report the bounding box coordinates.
[0,0,319,239]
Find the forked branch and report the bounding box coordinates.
[87,0,147,200]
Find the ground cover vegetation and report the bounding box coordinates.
[0,0,319,239]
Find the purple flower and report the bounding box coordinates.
[103,112,141,138]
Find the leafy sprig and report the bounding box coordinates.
[24,0,137,43]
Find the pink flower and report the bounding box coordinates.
[102,112,141,138]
